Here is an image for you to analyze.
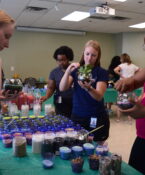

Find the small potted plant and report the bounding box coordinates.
[117,92,136,110]
[3,78,23,94]
[88,154,100,170]
[78,65,94,83]
[71,157,84,173]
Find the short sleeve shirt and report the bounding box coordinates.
[71,66,108,118]
[49,66,73,99]
[119,63,139,78]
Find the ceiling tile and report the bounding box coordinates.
[1,0,145,33]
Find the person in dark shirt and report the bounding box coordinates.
[106,56,121,113]
[40,46,74,118]
[60,40,110,142]
[108,56,121,83]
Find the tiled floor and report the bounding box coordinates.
[107,105,136,163]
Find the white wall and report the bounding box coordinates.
[114,33,123,56]
[122,32,145,68]
[0,30,116,81]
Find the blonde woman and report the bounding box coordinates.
[60,40,110,143]
[114,53,139,79]
[0,10,17,101]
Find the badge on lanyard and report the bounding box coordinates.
[90,117,97,128]
[58,96,62,103]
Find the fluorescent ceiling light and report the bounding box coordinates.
[16,26,86,35]
[129,22,145,29]
[114,0,127,2]
[61,11,90,22]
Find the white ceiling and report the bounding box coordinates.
[0,0,145,33]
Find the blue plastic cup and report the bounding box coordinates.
[96,145,104,156]
[59,146,71,160]
[42,152,55,169]
[72,146,83,158]
[83,143,95,156]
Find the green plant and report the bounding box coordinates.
[78,65,93,75]
[78,65,93,82]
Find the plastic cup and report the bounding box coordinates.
[83,143,95,156]
[72,146,83,158]
[42,152,55,169]
[59,146,71,160]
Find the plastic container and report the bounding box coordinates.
[66,130,77,138]
[12,132,23,138]
[42,153,55,169]
[117,92,136,110]
[83,143,95,156]
[64,137,76,148]
[99,156,112,175]
[24,132,32,145]
[96,145,104,156]
[32,134,44,153]
[72,146,83,158]
[3,138,12,148]
[3,79,23,94]
[59,146,71,160]
[53,137,64,155]
[33,104,41,117]
[13,136,27,157]
[1,133,11,140]
[102,142,109,156]
[42,160,53,169]
[41,139,54,158]
[71,157,84,173]
[9,103,19,116]
[21,104,29,117]
[55,131,66,138]
[44,104,53,115]
[44,132,55,140]
[88,154,100,170]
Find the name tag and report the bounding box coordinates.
[58,96,62,103]
[90,117,97,128]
